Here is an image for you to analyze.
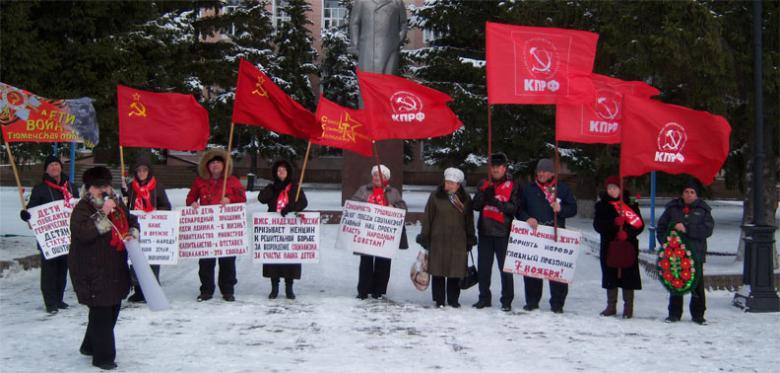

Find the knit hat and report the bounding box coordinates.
[682,177,702,196]
[443,167,465,184]
[43,155,63,171]
[489,152,508,166]
[82,166,112,188]
[536,158,554,173]
[604,175,621,189]
[371,164,391,180]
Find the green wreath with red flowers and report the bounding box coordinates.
[657,229,699,295]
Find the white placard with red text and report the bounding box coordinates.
[132,210,181,265]
[28,200,74,259]
[178,203,248,259]
[503,220,582,284]
[252,212,320,264]
[336,200,405,259]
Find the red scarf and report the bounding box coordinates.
[108,208,130,251]
[482,180,514,223]
[44,180,73,208]
[368,187,388,206]
[131,176,157,212]
[609,200,644,229]
[536,178,557,205]
[275,183,293,212]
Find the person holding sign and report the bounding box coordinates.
[257,160,308,300]
[186,148,247,302]
[593,176,644,318]
[656,179,713,325]
[517,158,577,313]
[123,154,171,303]
[69,166,139,370]
[19,155,78,315]
[351,164,408,300]
[417,168,476,308]
[472,153,520,312]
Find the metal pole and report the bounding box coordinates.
[648,171,657,253]
[69,142,76,185]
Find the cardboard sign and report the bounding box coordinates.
[133,210,181,265]
[178,203,248,258]
[28,200,74,259]
[252,212,320,263]
[503,220,582,284]
[336,200,405,259]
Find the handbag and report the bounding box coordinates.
[410,250,430,291]
[459,251,479,289]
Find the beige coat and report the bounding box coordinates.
[418,186,476,278]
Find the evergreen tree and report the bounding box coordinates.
[320,28,358,107]
[274,0,318,110]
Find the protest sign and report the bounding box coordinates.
[252,212,320,263]
[133,210,181,265]
[503,220,582,284]
[28,200,74,259]
[178,203,248,258]
[336,200,405,259]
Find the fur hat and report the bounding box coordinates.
[536,158,555,173]
[198,148,232,179]
[604,175,621,189]
[490,152,508,166]
[82,166,112,188]
[43,155,63,172]
[271,159,295,183]
[682,177,702,196]
[371,164,391,180]
[443,167,465,184]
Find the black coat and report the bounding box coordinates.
[125,178,171,211]
[593,192,643,289]
[472,176,520,237]
[68,196,138,306]
[257,163,308,280]
[656,197,714,263]
[516,180,577,228]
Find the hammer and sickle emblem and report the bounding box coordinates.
[662,130,683,151]
[128,93,147,117]
[596,97,620,120]
[320,112,367,143]
[394,96,418,112]
[529,47,552,73]
[252,76,268,97]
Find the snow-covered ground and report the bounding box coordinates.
[1,187,779,372]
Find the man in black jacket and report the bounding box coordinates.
[516,159,577,313]
[20,155,78,314]
[656,179,714,325]
[472,153,520,311]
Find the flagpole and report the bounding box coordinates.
[119,145,127,186]
[553,139,560,241]
[295,141,312,203]
[372,141,387,192]
[4,143,27,210]
[487,104,493,176]
[222,122,236,201]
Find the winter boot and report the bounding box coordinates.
[600,288,618,316]
[268,278,279,299]
[622,289,634,319]
[285,278,296,300]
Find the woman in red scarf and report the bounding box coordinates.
[19,155,78,314]
[350,164,408,300]
[69,166,139,370]
[258,160,308,299]
[123,154,171,303]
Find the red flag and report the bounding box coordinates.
[620,96,731,185]
[356,70,462,139]
[232,59,315,139]
[312,96,373,157]
[556,74,660,144]
[486,22,599,105]
[117,85,209,151]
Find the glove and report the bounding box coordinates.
[483,186,495,201]
[280,205,293,217]
[614,216,625,226]
[20,210,31,222]
[616,230,628,241]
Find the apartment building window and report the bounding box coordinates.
[322,0,348,30]
[274,0,291,27]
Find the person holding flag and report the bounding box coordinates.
[122,154,171,303]
[516,158,577,313]
[257,160,308,300]
[19,155,78,314]
[656,179,714,325]
[471,153,520,312]
[350,165,408,300]
[186,148,247,302]
[592,176,644,318]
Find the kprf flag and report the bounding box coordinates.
[118,85,209,151]
[356,70,462,139]
[1,82,100,146]
[486,22,599,105]
[313,96,373,157]
[620,96,731,185]
[556,74,660,144]
[232,59,316,139]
